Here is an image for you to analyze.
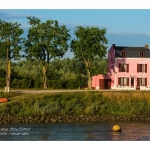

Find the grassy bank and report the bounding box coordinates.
[0,91,150,117]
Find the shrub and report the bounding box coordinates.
[0,77,5,88]
[48,80,63,89]
[34,79,43,88]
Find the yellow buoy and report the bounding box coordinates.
[112,125,121,132]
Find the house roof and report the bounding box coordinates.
[114,45,150,58]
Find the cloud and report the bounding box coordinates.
[106,32,150,47]
[107,31,150,36]
[0,10,45,23]
[0,10,28,20]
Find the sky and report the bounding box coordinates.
[1,0,150,59]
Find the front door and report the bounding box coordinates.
[99,79,111,89]
[131,77,134,87]
[104,79,111,89]
[99,79,104,89]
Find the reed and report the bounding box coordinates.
[0,91,150,117]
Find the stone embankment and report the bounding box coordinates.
[0,114,150,124]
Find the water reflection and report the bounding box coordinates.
[109,122,150,141]
[0,122,150,141]
[112,132,121,140]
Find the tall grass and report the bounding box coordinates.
[1,91,150,116]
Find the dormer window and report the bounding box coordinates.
[140,52,144,57]
[122,50,126,57]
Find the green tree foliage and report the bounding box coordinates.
[49,58,87,89]
[24,16,70,88]
[70,26,108,89]
[13,60,42,81]
[0,61,5,77]
[0,57,108,89]
[0,20,24,88]
[91,57,108,76]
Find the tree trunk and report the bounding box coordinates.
[5,48,10,92]
[87,67,92,89]
[8,59,11,85]
[85,60,91,90]
[42,65,48,89]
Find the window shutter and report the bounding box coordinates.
[119,64,121,72]
[145,64,147,73]
[137,64,139,72]
[127,78,129,86]
[127,64,129,72]
[118,77,120,85]
[137,78,140,86]
[145,78,147,86]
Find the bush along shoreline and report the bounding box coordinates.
[1,91,150,124]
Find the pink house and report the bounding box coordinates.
[92,44,150,90]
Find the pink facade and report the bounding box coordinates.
[92,44,150,90]
[92,74,111,89]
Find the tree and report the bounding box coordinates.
[24,16,70,88]
[70,26,108,89]
[0,20,24,91]
[90,57,108,76]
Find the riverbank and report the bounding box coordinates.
[1,114,150,124]
[0,91,150,124]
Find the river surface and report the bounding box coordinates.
[0,121,150,141]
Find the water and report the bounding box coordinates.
[0,121,150,141]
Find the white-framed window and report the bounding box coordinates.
[137,78,147,86]
[118,77,129,86]
[119,63,129,72]
[137,64,147,73]
[140,78,145,86]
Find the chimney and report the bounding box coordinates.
[112,44,115,48]
[145,44,149,49]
